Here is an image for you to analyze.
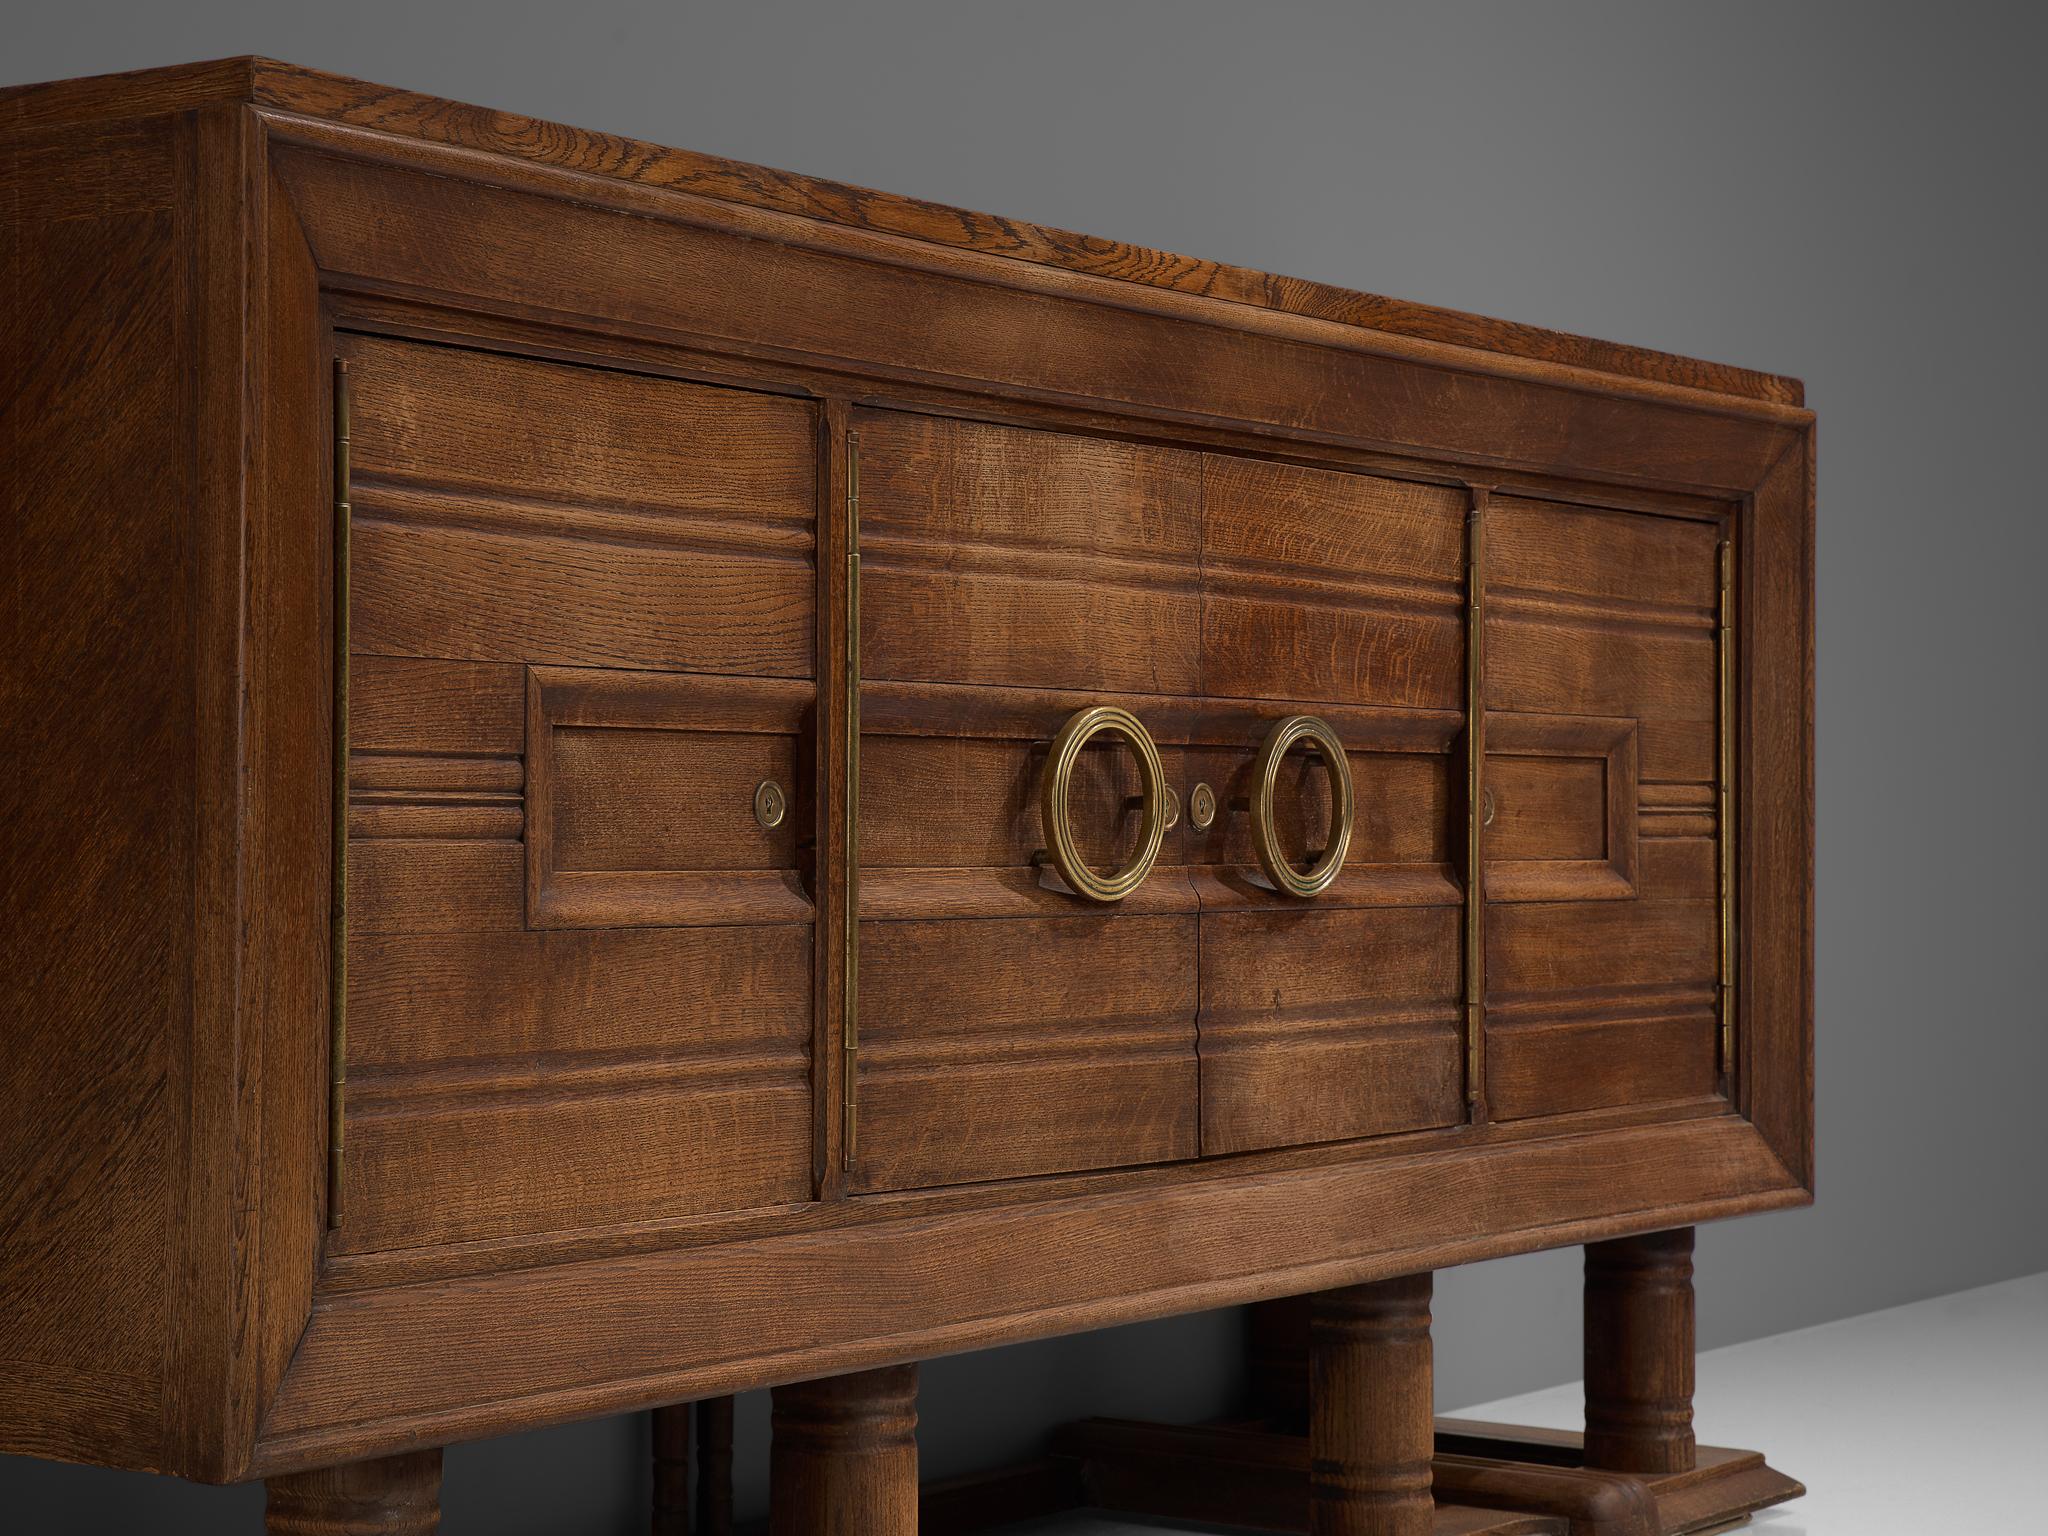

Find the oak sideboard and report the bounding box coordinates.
[0,58,1814,1536]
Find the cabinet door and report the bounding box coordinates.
[337,336,818,1252]
[849,408,1201,1192]
[1482,495,1723,1120]
[1193,458,1469,1154]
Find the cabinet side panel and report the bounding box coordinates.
[250,167,331,1428]
[0,117,187,1471]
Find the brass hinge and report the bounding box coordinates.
[1717,538,1737,1080]
[328,357,351,1228]
[1463,494,1488,1114]
[843,433,861,1169]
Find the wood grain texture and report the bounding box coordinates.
[0,60,1803,406]
[249,154,333,1424]
[343,333,816,676]
[854,408,1201,693]
[1583,1228,1697,1475]
[278,145,1800,495]
[1742,435,1816,1185]
[265,1449,441,1535]
[769,1366,919,1536]
[852,916,1198,1191]
[338,925,812,1251]
[255,1114,1802,1472]
[1484,713,1638,904]
[1310,1275,1435,1536]
[525,666,813,928]
[0,56,1813,1488]
[0,110,187,1473]
[1477,497,1723,1125]
[1202,456,1464,708]
[1485,895,1719,1121]
[1199,907,1463,1155]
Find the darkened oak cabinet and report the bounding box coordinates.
[0,57,1813,1520]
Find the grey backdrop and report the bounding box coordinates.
[6,3,2045,1530]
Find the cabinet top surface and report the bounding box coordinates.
[1,54,1803,410]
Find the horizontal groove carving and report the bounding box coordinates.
[349,1047,810,1115]
[1200,559,1462,620]
[861,532,1200,595]
[1196,1004,1461,1053]
[1191,864,1460,911]
[1488,586,1713,635]
[861,1017,1197,1075]
[853,405,1200,695]
[1488,981,1718,1021]
[862,679,1461,751]
[355,479,814,561]
[342,334,818,678]
[1640,810,1716,838]
[339,922,813,1251]
[1639,781,1713,808]
[860,866,1200,921]
[347,751,524,840]
[852,913,1197,1191]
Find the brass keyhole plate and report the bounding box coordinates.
[754,779,788,830]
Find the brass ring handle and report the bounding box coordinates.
[1250,715,1356,898]
[1038,705,1168,903]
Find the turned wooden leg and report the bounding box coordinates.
[654,1403,694,1536]
[266,1449,441,1535]
[1309,1274,1434,1536]
[698,1394,736,1536]
[769,1364,918,1536]
[1584,1227,1697,1474]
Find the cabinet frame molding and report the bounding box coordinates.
[0,59,1814,1487]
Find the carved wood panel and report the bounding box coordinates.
[849,409,1203,1190]
[1193,457,1467,1155]
[337,336,819,1252]
[1482,496,1722,1122]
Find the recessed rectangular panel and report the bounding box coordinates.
[1484,712,1639,903]
[527,667,811,928]
[338,346,821,1256]
[1480,497,1721,1120]
[1488,757,1604,860]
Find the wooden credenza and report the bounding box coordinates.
[1,58,1814,1534]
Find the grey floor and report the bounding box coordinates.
[997,1270,2048,1536]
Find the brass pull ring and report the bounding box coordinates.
[1038,706,1168,903]
[1250,715,1355,898]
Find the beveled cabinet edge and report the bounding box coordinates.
[282,108,1808,1472]
[248,1113,1805,1477]
[0,57,1803,409]
[0,66,1813,1485]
